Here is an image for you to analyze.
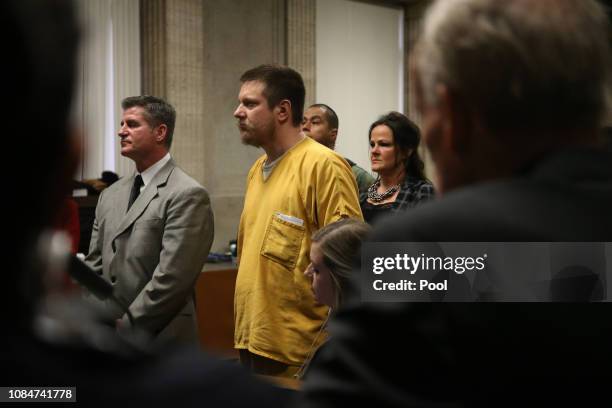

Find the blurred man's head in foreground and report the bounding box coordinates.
[4,0,79,325]
[412,0,612,193]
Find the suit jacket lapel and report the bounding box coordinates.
[111,159,176,242]
[112,176,133,218]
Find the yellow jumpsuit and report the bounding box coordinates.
[234,137,363,367]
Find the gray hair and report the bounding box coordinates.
[414,0,612,131]
[122,95,176,148]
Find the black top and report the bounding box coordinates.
[360,201,394,225]
[2,301,292,407]
[299,148,612,408]
[359,176,434,225]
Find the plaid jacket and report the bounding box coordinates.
[360,176,435,216]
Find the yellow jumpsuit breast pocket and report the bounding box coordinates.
[261,212,305,270]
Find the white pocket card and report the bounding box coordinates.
[275,212,304,227]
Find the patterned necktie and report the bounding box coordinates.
[127,174,144,212]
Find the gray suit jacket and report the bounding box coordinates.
[85,159,214,343]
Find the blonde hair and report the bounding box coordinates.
[311,218,370,309]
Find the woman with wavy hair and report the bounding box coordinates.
[361,111,434,224]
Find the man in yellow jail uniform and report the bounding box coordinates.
[233,64,363,377]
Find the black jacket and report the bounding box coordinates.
[300,147,612,407]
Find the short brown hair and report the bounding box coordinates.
[240,64,305,127]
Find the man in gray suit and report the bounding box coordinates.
[85,95,214,343]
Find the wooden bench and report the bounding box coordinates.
[195,263,238,358]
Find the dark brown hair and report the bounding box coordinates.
[240,64,305,127]
[369,111,426,180]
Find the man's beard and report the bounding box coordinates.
[240,129,261,147]
[240,120,274,148]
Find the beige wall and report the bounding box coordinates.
[142,0,287,253]
[316,0,404,174]
[287,0,316,107]
[201,0,287,253]
[140,0,429,253]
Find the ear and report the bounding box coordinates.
[400,147,414,162]
[276,100,292,124]
[330,128,338,144]
[155,124,168,144]
[437,85,473,156]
